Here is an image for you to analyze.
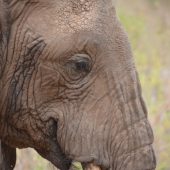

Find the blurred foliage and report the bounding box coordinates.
[15,0,170,170]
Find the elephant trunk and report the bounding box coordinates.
[109,119,156,170]
[107,95,156,170]
[101,70,157,169]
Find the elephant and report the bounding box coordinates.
[0,0,156,170]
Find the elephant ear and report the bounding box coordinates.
[0,1,16,170]
[0,140,16,170]
[0,0,9,78]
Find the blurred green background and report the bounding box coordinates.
[15,0,170,169]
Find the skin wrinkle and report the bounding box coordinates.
[115,145,155,170]
[29,43,46,107]
[69,104,84,155]
[0,0,9,79]
[9,109,71,170]
[21,33,33,108]
[101,86,113,164]
[60,77,109,163]
[68,102,77,137]
[9,30,31,111]
[117,120,153,158]
[9,1,39,22]
[72,104,84,153]
[24,36,36,107]
[1,19,47,153]
[55,66,91,91]
[9,2,36,63]
[7,30,45,115]
[64,103,73,151]
[74,77,113,165]
[62,103,70,154]
[107,103,151,166]
[9,0,29,22]
[53,59,97,100]
[131,126,138,169]
[108,111,120,161]
[3,115,32,147]
[0,3,39,117]
[99,111,111,167]
[70,91,97,148]
[107,107,118,165]
[101,72,129,166]
[31,63,39,108]
[58,105,66,153]
[113,140,125,170]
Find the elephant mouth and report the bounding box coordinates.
[49,153,106,170]
[46,153,105,170]
[37,119,108,170]
[45,149,106,170]
[61,150,109,170]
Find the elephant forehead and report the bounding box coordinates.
[26,0,108,40]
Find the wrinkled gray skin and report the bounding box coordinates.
[0,0,156,170]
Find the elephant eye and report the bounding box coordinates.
[65,54,92,80]
[74,59,91,72]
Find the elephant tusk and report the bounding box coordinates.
[70,161,102,170]
[70,161,83,170]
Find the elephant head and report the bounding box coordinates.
[0,0,156,170]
